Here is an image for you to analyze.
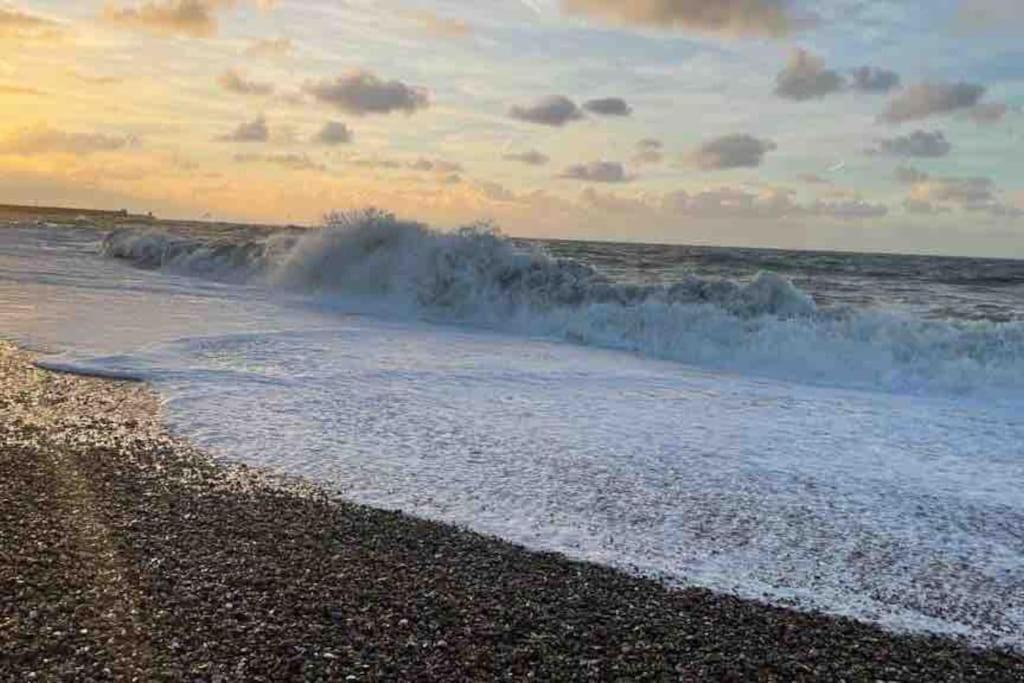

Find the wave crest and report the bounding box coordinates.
[103,211,1024,396]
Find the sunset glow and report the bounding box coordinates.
[1,0,1022,255]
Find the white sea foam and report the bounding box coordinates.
[103,212,1024,397]
[3,223,1023,649]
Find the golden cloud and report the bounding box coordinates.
[561,0,791,38]
[0,7,64,42]
[102,0,274,38]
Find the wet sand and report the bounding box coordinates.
[2,341,1022,681]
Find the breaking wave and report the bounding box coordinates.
[103,211,1024,396]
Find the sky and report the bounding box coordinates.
[1,0,1022,256]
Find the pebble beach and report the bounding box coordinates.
[2,341,1023,680]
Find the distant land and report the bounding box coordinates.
[0,203,305,235]
[0,202,148,223]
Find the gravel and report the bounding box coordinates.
[2,341,1022,681]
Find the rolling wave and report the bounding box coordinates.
[103,211,1024,396]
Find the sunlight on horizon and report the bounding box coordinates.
[0,0,1021,256]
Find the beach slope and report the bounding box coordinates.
[1,342,1022,681]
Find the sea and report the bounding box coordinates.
[2,213,1022,649]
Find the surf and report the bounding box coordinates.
[102,210,1024,398]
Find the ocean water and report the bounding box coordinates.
[2,216,1023,648]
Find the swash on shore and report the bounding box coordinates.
[2,342,1022,681]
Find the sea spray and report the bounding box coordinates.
[103,210,1024,396]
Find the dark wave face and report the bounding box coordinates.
[538,240,1024,323]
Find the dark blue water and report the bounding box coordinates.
[539,239,1024,322]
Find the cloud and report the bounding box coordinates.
[957,0,1024,25]
[798,173,830,185]
[664,186,797,218]
[967,102,1009,125]
[561,0,792,38]
[689,134,776,170]
[587,185,889,222]
[849,66,900,93]
[579,187,660,215]
[304,71,429,116]
[244,37,292,59]
[409,158,463,173]
[68,70,122,85]
[103,1,276,38]
[774,49,844,101]
[476,181,518,203]
[816,186,859,200]
[894,166,930,184]
[910,176,995,205]
[503,150,550,166]
[972,203,1024,218]
[312,121,352,146]
[581,186,848,222]
[346,157,465,184]
[0,8,52,30]
[217,116,269,142]
[559,161,629,183]
[903,198,951,215]
[234,152,324,171]
[881,82,986,124]
[0,7,62,40]
[273,90,308,107]
[871,130,951,158]
[0,125,136,155]
[0,84,46,97]
[775,53,901,101]
[807,198,888,220]
[908,174,1022,218]
[103,0,218,37]
[218,68,274,96]
[633,138,663,164]
[509,95,584,126]
[404,10,471,39]
[583,97,632,116]
[343,156,465,179]
[349,157,402,170]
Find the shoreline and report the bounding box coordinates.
[2,341,1022,680]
